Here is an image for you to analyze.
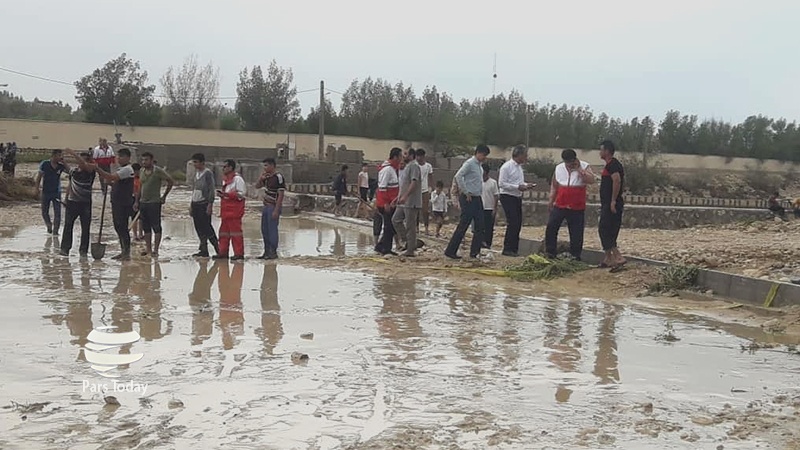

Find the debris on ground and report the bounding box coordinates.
[300,332,314,340]
[291,352,309,364]
[647,265,699,294]
[0,175,37,202]
[504,254,590,281]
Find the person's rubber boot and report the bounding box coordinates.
[209,236,221,256]
[193,241,210,258]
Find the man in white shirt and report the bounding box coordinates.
[93,138,115,194]
[498,145,535,257]
[415,149,434,234]
[480,164,500,248]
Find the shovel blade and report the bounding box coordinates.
[91,243,106,260]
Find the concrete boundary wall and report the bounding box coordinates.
[2,118,798,174]
[292,193,800,308]
[286,183,783,209]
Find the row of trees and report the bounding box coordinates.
[2,54,798,161]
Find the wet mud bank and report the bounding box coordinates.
[294,192,800,309]
[1,208,800,448]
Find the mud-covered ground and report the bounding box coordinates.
[1,165,800,449]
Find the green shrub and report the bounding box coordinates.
[618,155,671,195]
[524,157,558,181]
[170,170,186,184]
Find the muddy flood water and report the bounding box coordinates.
[1,215,799,449]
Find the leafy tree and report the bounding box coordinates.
[75,53,160,125]
[235,61,300,132]
[160,55,221,128]
[0,91,81,121]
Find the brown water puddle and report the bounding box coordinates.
[0,220,799,449]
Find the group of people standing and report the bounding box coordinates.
[369,140,627,269]
[34,141,288,263]
[187,154,286,261]
[36,143,175,261]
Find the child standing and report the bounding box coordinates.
[430,180,448,238]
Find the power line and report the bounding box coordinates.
[0,64,321,100]
[0,65,74,86]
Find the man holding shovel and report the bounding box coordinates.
[134,152,174,258]
[96,148,135,261]
[59,149,96,257]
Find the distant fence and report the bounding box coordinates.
[286,183,787,210]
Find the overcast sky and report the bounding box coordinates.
[2,0,798,123]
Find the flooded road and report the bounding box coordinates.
[1,217,799,449]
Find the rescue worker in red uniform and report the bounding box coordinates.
[214,159,246,261]
[545,148,595,260]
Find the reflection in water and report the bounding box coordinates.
[128,262,172,341]
[40,258,93,352]
[110,263,136,333]
[496,296,521,371]
[543,302,584,402]
[218,261,244,350]
[256,263,283,355]
[593,304,621,385]
[331,229,345,256]
[449,290,493,367]
[189,261,218,346]
[374,277,425,362]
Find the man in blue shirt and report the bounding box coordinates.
[444,144,490,259]
[35,149,69,235]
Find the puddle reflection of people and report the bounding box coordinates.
[375,277,424,361]
[128,261,172,341]
[41,258,93,350]
[331,228,346,256]
[592,304,620,385]
[110,262,136,333]
[256,263,283,355]
[189,260,219,346]
[217,261,244,350]
[543,302,583,403]
[448,290,491,366]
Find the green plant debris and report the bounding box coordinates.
[655,322,680,343]
[647,265,700,294]
[504,254,590,281]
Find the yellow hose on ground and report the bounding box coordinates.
[364,257,510,277]
[763,283,779,308]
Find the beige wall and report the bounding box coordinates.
[2,118,797,173]
[497,146,800,173]
[0,118,426,162]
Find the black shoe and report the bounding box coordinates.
[46,226,52,235]
[502,250,519,257]
[79,252,88,259]
[58,250,69,257]
[111,253,130,261]
[256,253,268,260]
[444,253,462,260]
[212,254,229,260]
[265,253,278,260]
[192,251,210,258]
[230,255,245,261]
[482,243,491,249]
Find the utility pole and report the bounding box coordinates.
[525,103,530,149]
[318,80,325,161]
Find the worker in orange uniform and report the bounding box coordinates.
[214,159,247,261]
